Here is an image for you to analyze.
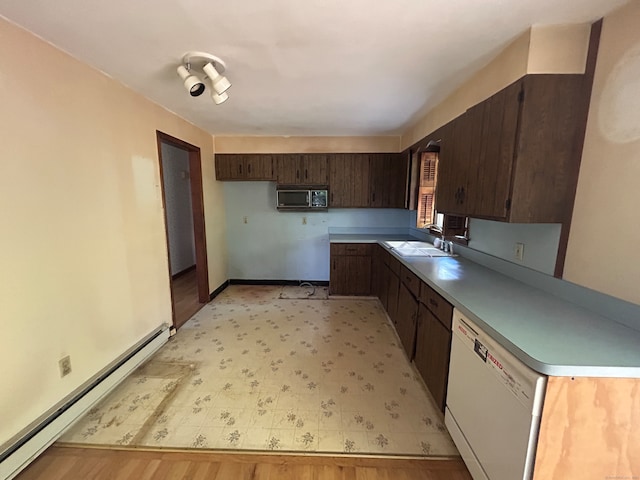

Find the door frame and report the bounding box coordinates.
[156,131,210,326]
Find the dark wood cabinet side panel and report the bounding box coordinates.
[386,268,400,324]
[510,74,584,223]
[396,283,419,360]
[423,308,452,412]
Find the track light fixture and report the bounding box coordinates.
[176,65,205,97]
[177,52,232,105]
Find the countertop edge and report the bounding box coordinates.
[330,234,640,378]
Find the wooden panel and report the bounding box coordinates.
[301,154,328,184]
[351,154,371,208]
[215,154,244,180]
[533,376,640,480]
[386,265,400,324]
[244,154,274,180]
[17,446,472,480]
[329,153,350,207]
[510,74,584,223]
[399,265,420,298]
[434,119,460,214]
[419,283,453,330]
[276,154,301,184]
[331,243,373,256]
[330,244,372,296]
[387,253,401,276]
[395,283,418,359]
[414,306,452,412]
[474,82,520,219]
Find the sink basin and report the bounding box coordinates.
[383,241,453,257]
[383,241,433,249]
[394,247,452,257]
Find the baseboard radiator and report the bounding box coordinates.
[0,325,170,480]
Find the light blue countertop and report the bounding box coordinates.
[330,234,640,378]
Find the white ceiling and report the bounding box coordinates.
[0,0,628,136]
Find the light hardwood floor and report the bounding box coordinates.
[17,446,472,480]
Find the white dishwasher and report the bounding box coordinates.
[445,309,547,480]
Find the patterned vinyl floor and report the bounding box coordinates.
[59,285,458,456]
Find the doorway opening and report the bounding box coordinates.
[156,131,209,329]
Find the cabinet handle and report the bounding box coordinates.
[248,163,251,174]
[305,169,308,179]
[372,192,376,202]
[239,164,243,174]
[346,248,357,252]
[429,298,438,308]
[459,187,465,204]
[333,260,336,270]
[296,170,300,179]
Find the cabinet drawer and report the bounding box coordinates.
[419,283,453,329]
[400,265,420,298]
[330,243,373,256]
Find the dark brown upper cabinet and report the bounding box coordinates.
[215,154,274,181]
[329,154,371,207]
[436,74,587,223]
[276,154,328,185]
[369,153,408,208]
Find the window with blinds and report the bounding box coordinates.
[415,150,469,243]
[416,152,438,228]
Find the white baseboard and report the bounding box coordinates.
[0,326,169,480]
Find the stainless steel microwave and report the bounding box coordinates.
[276,186,328,210]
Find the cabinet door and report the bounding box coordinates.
[276,154,302,184]
[215,154,244,180]
[301,154,329,185]
[395,283,418,359]
[415,305,452,412]
[329,244,371,296]
[434,120,459,213]
[371,246,385,301]
[369,153,408,208]
[330,255,348,295]
[329,154,370,207]
[475,82,521,219]
[244,155,274,180]
[386,265,400,324]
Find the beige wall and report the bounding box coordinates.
[0,18,227,444]
[214,135,400,153]
[564,2,640,304]
[400,24,591,150]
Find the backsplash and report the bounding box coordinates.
[408,212,561,276]
[223,182,410,281]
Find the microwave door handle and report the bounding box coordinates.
[306,192,310,207]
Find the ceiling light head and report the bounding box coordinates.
[211,90,229,105]
[176,65,205,97]
[203,62,231,95]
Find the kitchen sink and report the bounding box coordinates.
[383,241,453,257]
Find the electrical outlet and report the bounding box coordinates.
[59,355,72,377]
[515,242,525,262]
[302,217,307,225]
[243,216,248,224]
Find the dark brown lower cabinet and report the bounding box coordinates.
[385,265,400,324]
[329,244,372,295]
[415,304,453,412]
[396,283,419,359]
